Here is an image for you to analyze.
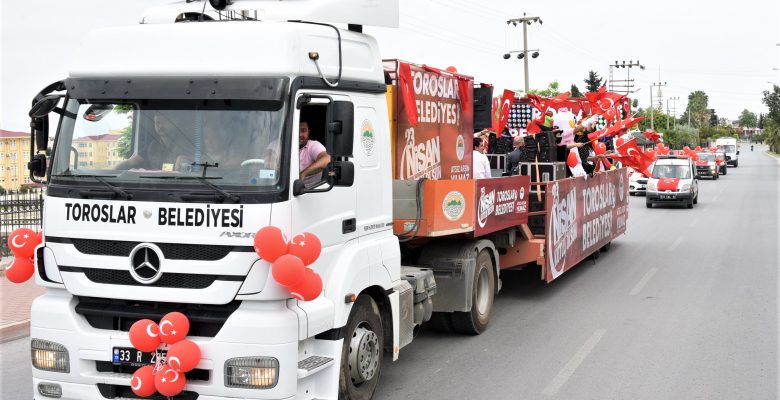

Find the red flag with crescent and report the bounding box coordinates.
[496,89,515,136]
[398,62,418,126]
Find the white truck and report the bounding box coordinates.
[24,1,629,399]
[715,137,739,167]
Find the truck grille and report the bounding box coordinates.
[75,296,241,337]
[48,237,252,260]
[74,267,225,289]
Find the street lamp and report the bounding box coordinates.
[504,13,543,94]
[608,60,644,94]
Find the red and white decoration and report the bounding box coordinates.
[5,228,43,283]
[254,227,324,301]
[128,312,201,398]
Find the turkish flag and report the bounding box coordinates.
[496,89,515,136]
[616,138,654,177]
[657,178,680,191]
[643,130,661,142]
[398,62,418,126]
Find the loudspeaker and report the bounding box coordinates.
[473,86,493,130]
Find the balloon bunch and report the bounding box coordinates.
[4,228,43,283]
[656,143,670,155]
[709,146,718,153]
[128,312,201,398]
[254,227,323,301]
[682,146,700,161]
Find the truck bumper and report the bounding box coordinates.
[30,290,311,400]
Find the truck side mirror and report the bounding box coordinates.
[330,160,354,187]
[29,154,47,177]
[29,94,61,118]
[31,116,49,152]
[329,101,354,157]
[736,150,740,155]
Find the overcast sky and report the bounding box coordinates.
[2,0,779,132]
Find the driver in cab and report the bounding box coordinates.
[298,121,331,188]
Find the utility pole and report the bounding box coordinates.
[505,14,543,94]
[668,96,680,130]
[649,81,667,130]
[608,60,645,95]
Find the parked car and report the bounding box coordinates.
[646,155,699,209]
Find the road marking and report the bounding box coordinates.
[668,236,684,251]
[630,268,658,296]
[688,218,700,227]
[542,329,606,397]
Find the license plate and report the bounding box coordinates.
[661,194,675,200]
[112,347,166,366]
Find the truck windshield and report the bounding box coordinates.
[652,164,691,179]
[51,99,286,192]
[718,145,736,153]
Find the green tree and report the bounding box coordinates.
[570,84,584,98]
[0,185,6,195]
[528,81,561,97]
[680,91,710,128]
[758,113,764,129]
[737,109,758,128]
[762,85,780,152]
[583,70,603,92]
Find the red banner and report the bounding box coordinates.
[394,63,473,180]
[474,176,531,236]
[545,168,629,282]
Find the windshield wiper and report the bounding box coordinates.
[52,173,133,200]
[139,175,241,203]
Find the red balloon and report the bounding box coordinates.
[7,228,38,258]
[287,232,322,266]
[5,257,34,284]
[154,366,187,397]
[587,132,598,141]
[615,137,625,148]
[271,254,306,288]
[36,231,44,245]
[594,142,607,155]
[289,269,323,301]
[129,319,160,353]
[695,146,702,151]
[130,365,157,398]
[159,312,189,345]
[566,150,579,168]
[167,339,201,373]
[445,66,458,73]
[683,146,691,152]
[253,226,288,263]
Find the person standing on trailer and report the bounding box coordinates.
[473,137,492,179]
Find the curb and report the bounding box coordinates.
[0,320,30,343]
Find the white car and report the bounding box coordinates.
[646,156,699,209]
[629,171,648,195]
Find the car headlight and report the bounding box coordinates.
[710,166,716,171]
[225,357,279,389]
[647,181,657,191]
[681,183,691,191]
[31,339,69,373]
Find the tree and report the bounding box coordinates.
[709,109,719,127]
[117,125,133,159]
[680,91,710,128]
[736,109,758,128]
[758,113,765,129]
[583,71,603,92]
[570,84,584,98]
[762,85,780,152]
[528,81,561,97]
[0,186,6,196]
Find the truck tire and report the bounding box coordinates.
[339,295,383,400]
[451,250,495,335]
[646,201,652,208]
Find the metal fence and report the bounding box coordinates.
[0,188,44,258]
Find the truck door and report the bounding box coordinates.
[291,93,358,247]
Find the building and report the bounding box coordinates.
[0,130,32,192]
[73,132,123,169]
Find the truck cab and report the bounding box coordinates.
[645,156,699,208]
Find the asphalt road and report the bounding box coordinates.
[1,146,777,400]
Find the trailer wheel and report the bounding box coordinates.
[451,250,495,335]
[339,295,383,400]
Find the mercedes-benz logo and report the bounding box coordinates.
[129,244,163,284]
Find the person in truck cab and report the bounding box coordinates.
[115,111,195,171]
[298,121,331,188]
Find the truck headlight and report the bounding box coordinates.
[225,357,279,389]
[31,339,69,373]
[681,183,691,191]
[38,382,63,398]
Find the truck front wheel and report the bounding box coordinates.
[451,250,495,335]
[339,295,383,400]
